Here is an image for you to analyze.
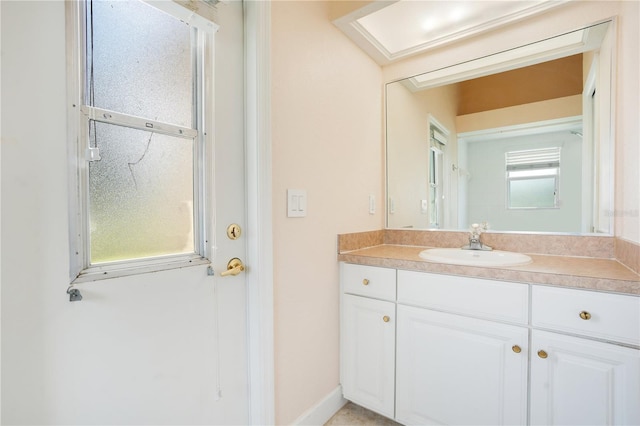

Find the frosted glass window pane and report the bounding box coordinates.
[88,0,193,127]
[509,178,557,208]
[509,168,557,178]
[89,122,194,263]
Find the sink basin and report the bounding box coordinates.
[419,248,532,266]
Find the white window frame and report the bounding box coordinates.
[66,0,218,283]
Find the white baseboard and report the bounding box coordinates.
[293,385,347,425]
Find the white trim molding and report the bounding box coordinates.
[400,20,611,91]
[244,1,275,424]
[293,386,348,426]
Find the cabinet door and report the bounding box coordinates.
[341,294,396,419]
[396,305,528,425]
[530,330,640,425]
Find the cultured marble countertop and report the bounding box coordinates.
[338,245,640,295]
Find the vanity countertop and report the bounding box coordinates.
[338,244,640,295]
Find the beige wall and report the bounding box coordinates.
[271,1,383,423]
[456,95,582,133]
[615,0,639,243]
[382,1,639,243]
[387,82,458,229]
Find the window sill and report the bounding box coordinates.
[71,254,211,284]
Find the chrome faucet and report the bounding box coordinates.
[462,223,492,251]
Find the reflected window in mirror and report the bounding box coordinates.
[506,147,561,209]
[428,117,449,228]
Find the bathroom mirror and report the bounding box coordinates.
[386,21,614,234]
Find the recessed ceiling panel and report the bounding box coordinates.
[348,0,567,63]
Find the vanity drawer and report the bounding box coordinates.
[397,271,529,324]
[532,285,640,346]
[341,263,396,301]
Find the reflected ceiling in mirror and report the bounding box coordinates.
[386,21,613,235]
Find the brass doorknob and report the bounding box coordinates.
[383,315,390,322]
[512,345,522,354]
[220,258,245,277]
[362,279,370,286]
[579,311,592,320]
[537,350,548,359]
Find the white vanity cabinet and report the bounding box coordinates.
[339,262,640,425]
[340,264,396,418]
[395,271,529,426]
[529,286,640,425]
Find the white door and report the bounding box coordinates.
[395,306,528,426]
[0,1,251,424]
[342,294,396,419]
[530,330,640,426]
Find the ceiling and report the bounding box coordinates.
[333,0,570,65]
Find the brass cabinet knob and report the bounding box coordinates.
[512,345,522,354]
[383,315,390,322]
[579,311,592,320]
[537,350,548,359]
[362,279,370,286]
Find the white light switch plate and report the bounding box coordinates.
[287,189,307,217]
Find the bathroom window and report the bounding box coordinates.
[67,0,217,282]
[506,147,560,209]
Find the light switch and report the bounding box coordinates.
[421,199,428,214]
[369,195,375,215]
[287,189,307,217]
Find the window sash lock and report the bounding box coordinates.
[86,147,101,162]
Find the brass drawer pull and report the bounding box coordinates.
[362,279,370,286]
[383,315,390,323]
[579,311,592,320]
[512,345,522,354]
[538,350,548,359]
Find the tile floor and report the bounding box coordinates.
[324,402,401,426]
